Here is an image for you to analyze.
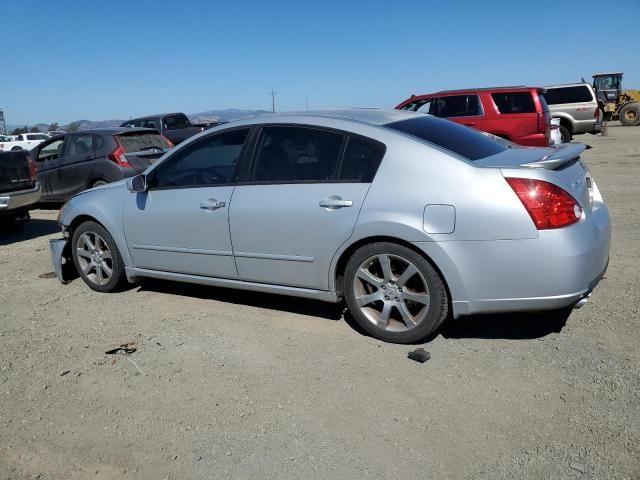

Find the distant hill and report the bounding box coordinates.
[7,109,271,133]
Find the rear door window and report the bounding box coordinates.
[491,92,536,114]
[385,115,506,161]
[163,114,190,129]
[338,136,386,182]
[434,95,482,117]
[251,126,345,182]
[67,135,95,156]
[544,86,594,104]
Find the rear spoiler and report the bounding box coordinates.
[521,143,587,170]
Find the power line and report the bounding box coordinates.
[269,90,276,113]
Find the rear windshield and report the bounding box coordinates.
[163,114,190,129]
[117,133,170,152]
[544,85,594,104]
[385,115,507,161]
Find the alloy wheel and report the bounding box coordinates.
[352,254,430,332]
[75,231,113,286]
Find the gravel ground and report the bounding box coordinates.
[1,124,639,480]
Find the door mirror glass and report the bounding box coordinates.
[128,174,147,192]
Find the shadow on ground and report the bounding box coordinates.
[0,218,60,246]
[440,309,571,340]
[137,278,344,321]
[137,278,571,341]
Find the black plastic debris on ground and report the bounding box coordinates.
[408,348,430,363]
[105,342,137,355]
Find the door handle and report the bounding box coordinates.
[464,122,477,127]
[319,199,353,209]
[200,199,226,210]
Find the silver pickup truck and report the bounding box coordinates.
[544,83,602,143]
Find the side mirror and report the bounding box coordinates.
[127,174,147,193]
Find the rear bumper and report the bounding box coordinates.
[0,183,41,214]
[413,203,611,318]
[49,238,72,284]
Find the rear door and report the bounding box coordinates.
[57,134,99,198]
[229,125,385,290]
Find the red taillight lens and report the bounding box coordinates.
[108,140,130,167]
[594,107,600,119]
[506,177,582,229]
[27,155,37,181]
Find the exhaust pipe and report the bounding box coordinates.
[573,293,592,309]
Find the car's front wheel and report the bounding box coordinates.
[71,221,125,292]
[344,242,449,343]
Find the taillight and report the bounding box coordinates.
[27,154,37,181]
[506,177,582,229]
[594,107,600,119]
[537,112,549,135]
[108,143,130,167]
[161,135,174,148]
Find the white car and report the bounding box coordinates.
[0,133,50,152]
[550,118,562,145]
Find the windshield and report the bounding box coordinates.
[117,133,171,152]
[384,115,507,161]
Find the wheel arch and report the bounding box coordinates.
[331,235,454,307]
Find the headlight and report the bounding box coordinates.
[57,201,68,224]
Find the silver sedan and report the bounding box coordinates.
[50,109,611,344]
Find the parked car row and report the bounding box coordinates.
[50,109,611,344]
[0,132,50,152]
[120,112,225,145]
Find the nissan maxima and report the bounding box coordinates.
[50,109,610,344]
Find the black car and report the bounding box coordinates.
[31,128,171,202]
[121,112,223,145]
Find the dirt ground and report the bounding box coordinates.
[1,124,639,480]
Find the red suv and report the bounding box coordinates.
[396,87,551,147]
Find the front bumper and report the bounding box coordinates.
[49,238,73,284]
[0,183,41,214]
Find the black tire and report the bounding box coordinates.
[344,242,449,344]
[619,103,640,126]
[559,125,572,143]
[71,221,125,292]
[11,146,22,151]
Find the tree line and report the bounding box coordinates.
[10,121,81,135]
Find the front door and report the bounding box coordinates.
[122,128,251,278]
[230,126,386,290]
[35,136,67,201]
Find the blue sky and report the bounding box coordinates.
[1,0,639,125]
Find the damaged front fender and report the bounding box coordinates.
[49,238,76,284]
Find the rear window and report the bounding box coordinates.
[163,114,190,129]
[544,86,594,105]
[385,116,507,161]
[491,91,536,114]
[117,133,171,152]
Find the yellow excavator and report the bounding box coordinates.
[592,72,640,126]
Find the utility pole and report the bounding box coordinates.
[305,97,309,110]
[269,90,276,113]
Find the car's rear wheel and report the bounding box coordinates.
[344,242,449,343]
[559,125,572,143]
[71,221,125,292]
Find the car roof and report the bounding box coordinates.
[125,113,185,121]
[65,127,158,135]
[544,82,593,89]
[234,108,421,126]
[408,86,542,99]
